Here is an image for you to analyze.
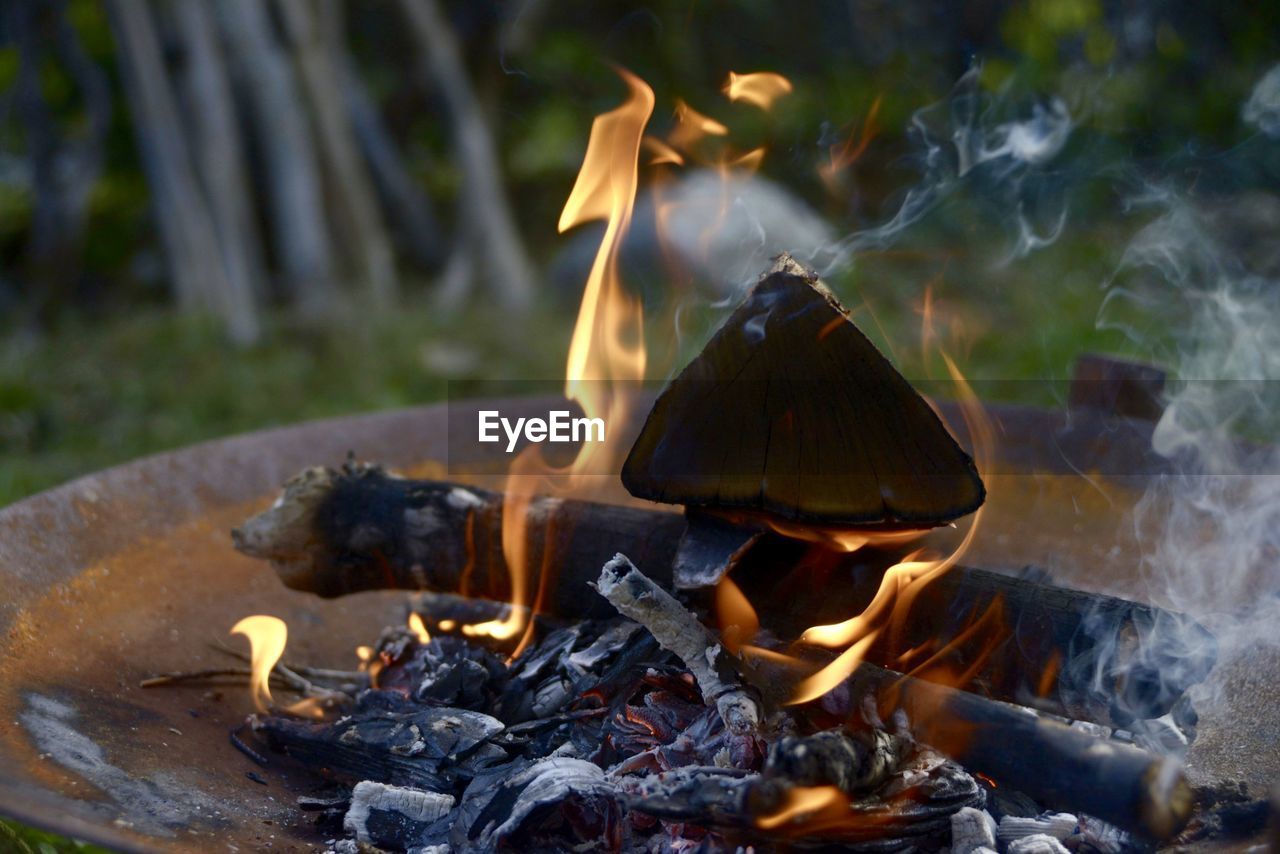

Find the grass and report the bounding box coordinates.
[0,295,576,508]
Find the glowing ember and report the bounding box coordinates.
[230,614,287,713]
[723,70,793,110]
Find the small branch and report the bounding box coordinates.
[594,554,762,734]
[140,667,254,688]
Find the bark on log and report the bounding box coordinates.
[232,463,682,619]
[232,463,1215,728]
[844,661,1192,841]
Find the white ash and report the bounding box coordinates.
[471,758,615,849]
[343,781,454,844]
[566,621,642,672]
[1066,815,1130,854]
[1005,832,1071,854]
[998,812,1078,844]
[950,806,997,854]
[594,554,761,733]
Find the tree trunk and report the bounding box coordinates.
[338,45,445,271]
[277,0,399,309]
[10,0,110,322]
[399,0,536,310]
[107,0,258,344]
[167,0,263,340]
[214,0,337,314]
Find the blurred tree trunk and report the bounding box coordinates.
[278,0,398,309]
[338,41,445,271]
[167,0,265,332]
[107,0,259,344]
[9,0,110,323]
[215,0,337,315]
[399,0,535,311]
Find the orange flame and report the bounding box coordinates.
[669,98,728,152]
[462,69,653,653]
[819,96,882,189]
[715,574,760,654]
[784,350,992,704]
[408,612,431,644]
[756,785,849,830]
[230,615,287,713]
[723,71,793,110]
[717,510,928,554]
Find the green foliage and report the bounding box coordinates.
[0,819,109,854]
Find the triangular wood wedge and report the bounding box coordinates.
[622,254,985,527]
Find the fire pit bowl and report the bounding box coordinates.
[0,390,1271,851]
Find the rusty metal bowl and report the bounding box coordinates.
[0,395,1268,851]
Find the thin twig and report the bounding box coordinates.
[140,667,253,688]
[230,722,269,766]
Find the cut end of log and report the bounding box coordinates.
[621,252,985,528]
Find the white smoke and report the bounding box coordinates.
[1099,193,1280,727]
[1243,62,1280,139]
[820,66,1074,271]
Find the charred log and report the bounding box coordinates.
[234,462,1215,728]
[840,661,1194,841]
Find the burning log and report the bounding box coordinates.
[234,461,1215,727]
[840,660,1194,841]
[232,461,681,609]
[621,254,986,532]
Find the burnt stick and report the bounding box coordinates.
[844,660,1193,841]
[232,462,1214,726]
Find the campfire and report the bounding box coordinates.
[108,69,1264,853]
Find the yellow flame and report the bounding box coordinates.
[819,96,882,190]
[715,574,760,654]
[408,612,431,644]
[669,98,728,151]
[717,510,928,554]
[780,343,993,704]
[643,136,685,166]
[230,615,287,713]
[437,619,457,632]
[462,69,654,651]
[723,71,794,110]
[756,785,847,830]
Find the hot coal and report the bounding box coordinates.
[244,584,1001,850]
[233,559,1197,852]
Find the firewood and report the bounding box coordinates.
[233,462,1215,728]
[594,554,763,734]
[621,254,985,527]
[843,660,1193,841]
